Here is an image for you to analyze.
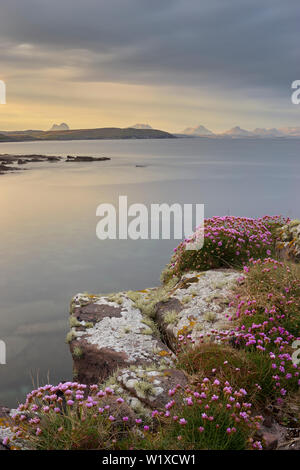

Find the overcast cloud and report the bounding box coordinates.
[0,0,299,130]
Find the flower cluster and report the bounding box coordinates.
[144,379,263,450]
[164,215,288,279]
[176,257,300,406]
[11,383,138,450]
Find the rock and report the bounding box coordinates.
[0,154,62,175]
[276,220,300,262]
[47,156,61,162]
[66,155,110,162]
[155,269,240,351]
[0,407,11,450]
[262,432,278,450]
[0,407,10,418]
[116,367,187,409]
[69,293,174,385]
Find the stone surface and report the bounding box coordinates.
[69,293,174,385]
[155,269,240,350]
[276,220,300,262]
[116,367,187,409]
[262,432,278,450]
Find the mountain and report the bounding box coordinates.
[0,127,174,143]
[252,128,283,137]
[223,126,254,137]
[50,122,70,131]
[278,127,300,137]
[182,125,214,136]
[130,123,153,130]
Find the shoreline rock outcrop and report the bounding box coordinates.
[67,268,240,413]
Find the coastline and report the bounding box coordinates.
[0,154,111,175]
[1,216,298,450]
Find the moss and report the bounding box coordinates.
[203,311,217,323]
[289,219,300,228]
[73,346,83,359]
[163,310,178,325]
[181,295,193,304]
[135,380,155,397]
[66,330,77,344]
[141,328,153,335]
[69,316,81,328]
[106,293,124,305]
[84,322,94,329]
[126,291,142,303]
[128,287,170,319]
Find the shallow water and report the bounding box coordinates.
[0,137,299,406]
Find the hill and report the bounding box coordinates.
[0,127,175,142]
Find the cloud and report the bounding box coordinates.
[0,1,298,91]
[0,0,299,130]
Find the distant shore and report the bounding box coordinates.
[0,127,175,143]
[0,154,111,175]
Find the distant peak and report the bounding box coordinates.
[182,125,214,136]
[223,126,253,136]
[49,122,70,131]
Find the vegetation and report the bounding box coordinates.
[8,216,299,450]
[162,215,289,282]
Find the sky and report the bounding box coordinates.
[0,0,299,132]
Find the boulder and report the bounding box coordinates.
[69,293,174,385]
[155,269,240,351]
[116,367,187,410]
[276,220,300,262]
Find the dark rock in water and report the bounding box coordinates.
[0,154,62,175]
[47,156,61,162]
[66,155,110,162]
[0,163,17,174]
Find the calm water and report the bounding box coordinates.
[0,137,299,407]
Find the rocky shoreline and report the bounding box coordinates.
[1,216,299,450]
[0,154,111,175]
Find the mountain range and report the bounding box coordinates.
[179,125,300,138]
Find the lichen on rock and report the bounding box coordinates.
[276,219,300,262]
[69,293,174,385]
